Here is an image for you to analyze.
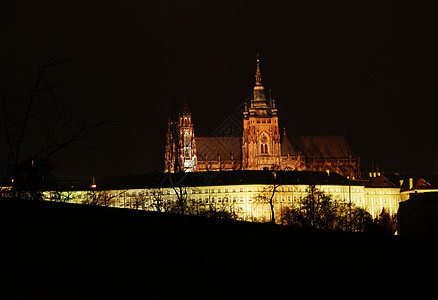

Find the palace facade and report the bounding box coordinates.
[164,56,360,179]
[42,171,400,221]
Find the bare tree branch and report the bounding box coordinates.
[1,42,130,199]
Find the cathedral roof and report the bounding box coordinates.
[196,137,242,161]
[281,134,299,156]
[288,136,353,159]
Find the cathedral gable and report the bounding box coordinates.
[165,56,361,178]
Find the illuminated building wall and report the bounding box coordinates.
[164,92,197,173]
[364,187,400,218]
[44,184,367,222]
[43,171,400,222]
[362,173,401,218]
[164,56,361,178]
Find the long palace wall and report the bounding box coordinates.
[43,180,400,221]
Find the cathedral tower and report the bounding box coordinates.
[164,90,197,173]
[242,55,281,170]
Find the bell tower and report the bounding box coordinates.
[242,55,281,170]
[164,89,197,173]
[178,91,197,172]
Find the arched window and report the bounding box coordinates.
[260,135,269,154]
[261,143,268,154]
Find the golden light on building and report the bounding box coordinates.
[42,171,402,223]
[164,55,360,178]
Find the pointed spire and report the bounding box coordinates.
[181,84,189,115]
[255,52,262,86]
[252,53,267,106]
[269,89,273,107]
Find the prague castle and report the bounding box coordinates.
[8,56,408,223]
[164,56,360,179]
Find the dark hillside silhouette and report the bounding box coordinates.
[1,199,435,299]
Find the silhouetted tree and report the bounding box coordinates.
[254,171,282,224]
[131,192,146,210]
[349,206,374,232]
[195,192,239,220]
[373,208,395,234]
[48,189,76,203]
[0,43,128,200]
[82,189,126,207]
[145,188,169,212]
[281,185,372,232]
[165,173,191,215]
[286,185,337,229]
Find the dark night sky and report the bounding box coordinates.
[1,0,437,176]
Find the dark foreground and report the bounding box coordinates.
[0,199,436,299]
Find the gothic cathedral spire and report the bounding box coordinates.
[242,54,281,170]
[252,53,268,108]
[164,88,197,173]
[247,53,277,117]
[181,84,190,115]
[255,53,262,86]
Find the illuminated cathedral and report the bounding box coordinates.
[164,56,360,179]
